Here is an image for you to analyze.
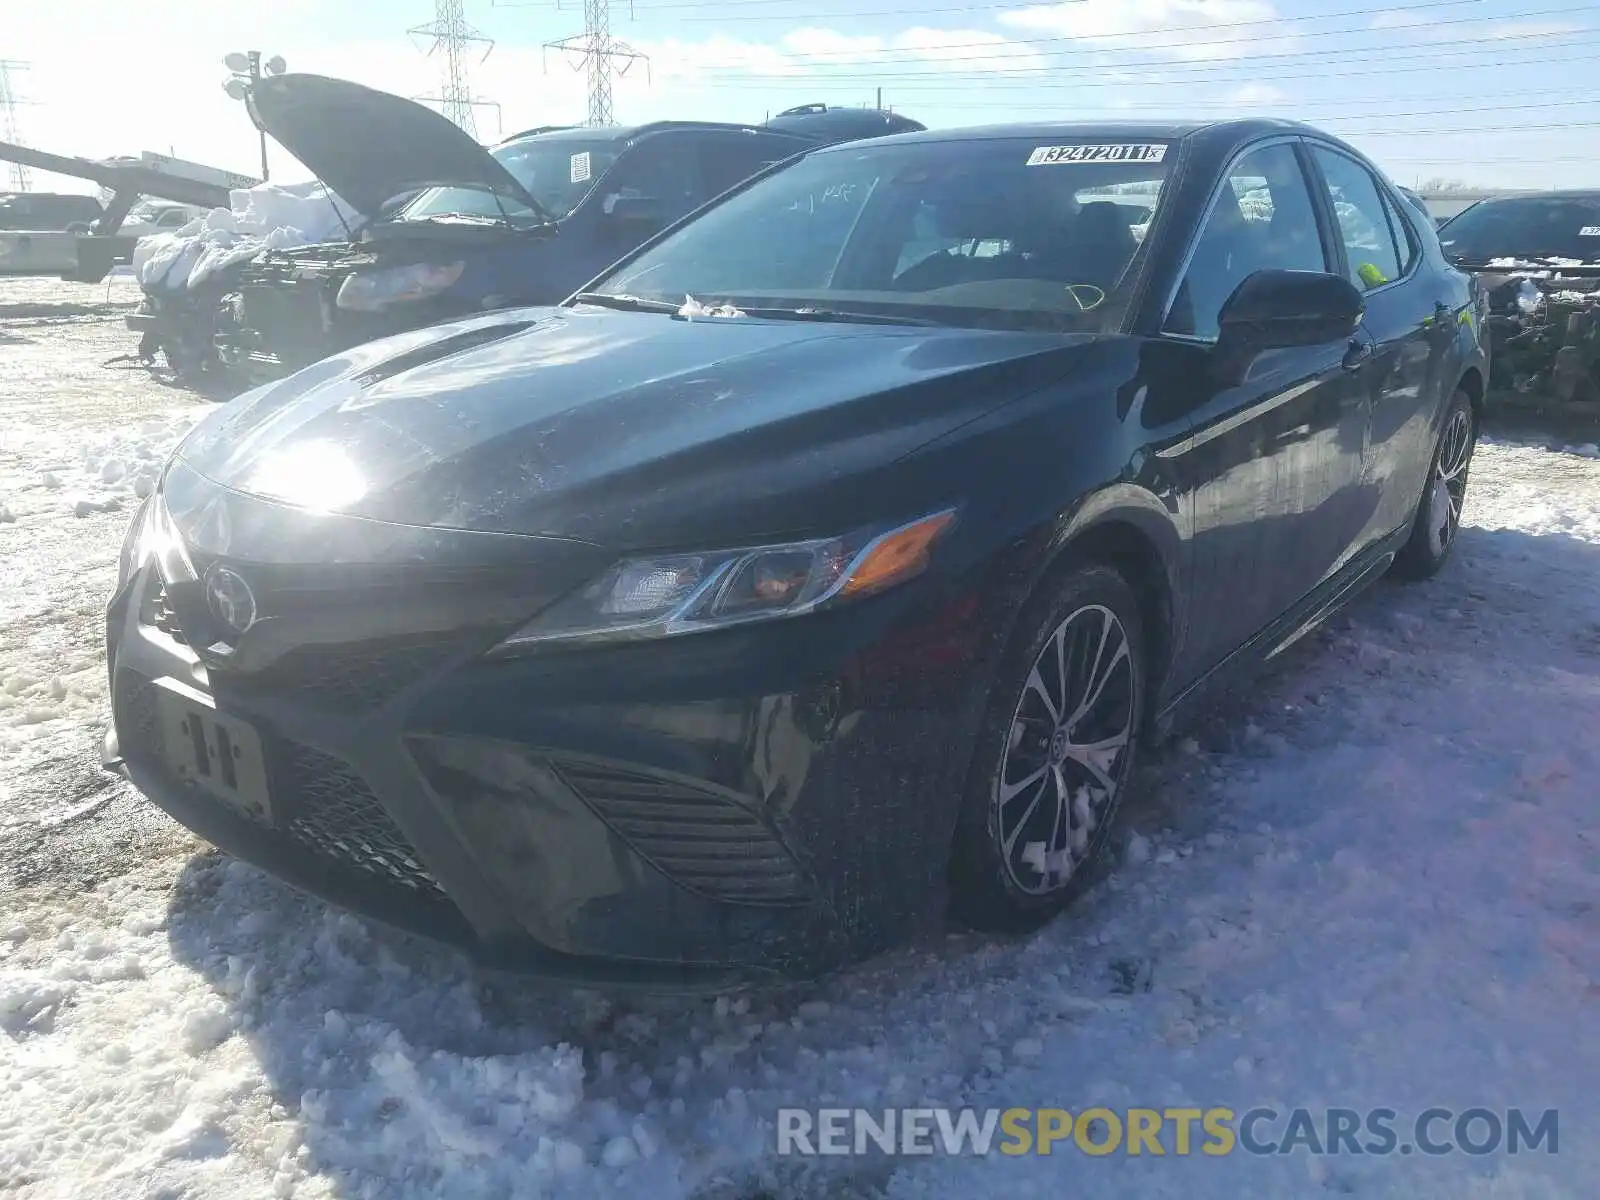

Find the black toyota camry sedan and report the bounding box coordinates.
[105,119,1486,987]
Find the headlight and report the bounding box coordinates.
[115,494,195,589]
[335,261,466,311]
[115,499,153,589]
[492,508,956,652]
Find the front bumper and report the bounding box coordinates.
[105,542,987,988]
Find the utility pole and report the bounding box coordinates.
[543,0,648,128]
[0,60,34,191]
[409,0,495,138]
[223,52,285,182]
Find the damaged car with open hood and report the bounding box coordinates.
[1438,189,1600,425]
[129,74,922,384]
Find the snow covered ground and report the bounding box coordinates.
[0,281,1596,1199]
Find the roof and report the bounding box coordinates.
[809,116,1323,152]
[498,120,807,147]
[1462,188,1600,202]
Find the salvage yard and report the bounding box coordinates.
[1,281,1598,1199]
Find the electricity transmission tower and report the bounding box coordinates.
[543,0,648,127]
[0,60,33,191]
[408,0,496,138]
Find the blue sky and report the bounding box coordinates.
[9,0,1599,190]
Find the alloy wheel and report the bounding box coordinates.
[1426,406,1473,559]
[995,603,1136,895]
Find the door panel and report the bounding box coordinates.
[1306,145,1444,551]
[1155,141,1370,685]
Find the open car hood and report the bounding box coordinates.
[246,73,547,221]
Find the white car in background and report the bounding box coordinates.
[119,200,211,239]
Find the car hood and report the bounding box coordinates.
[246,73,546,221]
[173,306,1112,546]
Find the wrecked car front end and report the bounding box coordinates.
[1472,265,1600,422]
[216,219,562,380]
[1439,191,1600,427]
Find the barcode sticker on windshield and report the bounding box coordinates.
[570,152,592,184]
[1580,226,1600,236]
[1027,143,1168,166]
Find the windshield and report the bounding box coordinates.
[399,137,622,225]
[1438,195,1600,264]
[583,136,1173,332]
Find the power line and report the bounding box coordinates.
[669,1,1589,70]
[667,0,1475,24]
[891,95,1600,122]
[681,28,1600,88]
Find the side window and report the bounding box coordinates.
[1165,142,1328,341]
[1379,186,1419,275]
[696,134,799,199]
[604,137,701,225]
[1309,147,1403,291]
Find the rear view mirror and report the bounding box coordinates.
[604,193,663,223]
[1217,269,1364,352]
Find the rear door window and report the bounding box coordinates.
[1380,187,1419,275]
[605,135,702,224]
[696,132,808,200]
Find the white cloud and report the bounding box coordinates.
[1225,82,1290,109]
[999,0,1295,61]
[1486,20,1587,39]
[1369,9,1436,30]
[648,26,1048,78]
[1369,12,1585,42]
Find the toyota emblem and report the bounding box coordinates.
[205,565,258,634]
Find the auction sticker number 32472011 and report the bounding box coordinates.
[1027,143,1169,166]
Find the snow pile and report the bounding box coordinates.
[134,181,363,294]
[0,409,201,751]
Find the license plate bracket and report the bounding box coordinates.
[154,677,273,826]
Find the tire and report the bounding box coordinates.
[949,562,1147,933]
[1391,388,1476,581]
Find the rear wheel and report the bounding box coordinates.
[950,563,1146,932]
[1392,388,1476,580]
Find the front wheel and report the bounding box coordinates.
[950,563,1147,933]
[1392,388,1476,580]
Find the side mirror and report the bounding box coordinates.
[603,192,663,223]
[1217,268,1364,353]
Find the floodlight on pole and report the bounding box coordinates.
[222,50,285,183]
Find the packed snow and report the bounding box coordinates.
[1,287,1597,1199]
[133,181,362,293]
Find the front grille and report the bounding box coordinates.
[275,742,448,900]
[230,636,465,712]
[238,280,337,368]
[548,755,809,906]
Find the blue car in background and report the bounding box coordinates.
[205,76,922,381]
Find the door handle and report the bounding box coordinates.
[1342,339,1374,371]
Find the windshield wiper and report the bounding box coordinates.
[731,305,946,327]
[571,292,682,313]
